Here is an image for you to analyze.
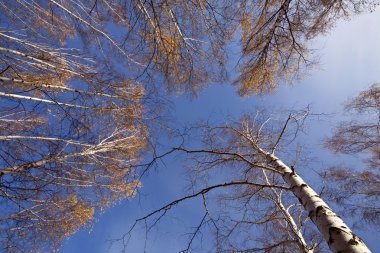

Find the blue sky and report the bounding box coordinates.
[60,9,380,253]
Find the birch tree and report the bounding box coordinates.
[0,25,147,249]
[0,2,148,252]
[121,110,371,253]
[325,84,380,227]
[0,60,147,252]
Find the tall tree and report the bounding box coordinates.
[122,111,371,252]
[0,1,147,251]
[236,0,378,95]
[0,47,146,253]
[325,84,380,226]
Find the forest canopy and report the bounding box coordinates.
[0,0,379,252]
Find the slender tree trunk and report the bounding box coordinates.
[0,92,94,109]
[0,77,123,98]
[259,149,371,253]
[261,170,313,253]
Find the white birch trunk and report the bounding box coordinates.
[0,76,124,98]
[261,150,371,253]
[262,169,313,253]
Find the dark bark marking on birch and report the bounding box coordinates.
[315,205,324,216]
[328,227,337,244]
[349,238,359,245]
[351,233,364,244]
[328,227,350,245]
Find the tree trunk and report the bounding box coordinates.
[261,150,371,253]
[261,169,313,253]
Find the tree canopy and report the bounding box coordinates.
[0,0,379,252]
